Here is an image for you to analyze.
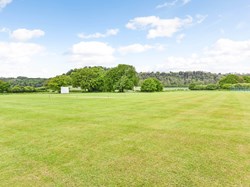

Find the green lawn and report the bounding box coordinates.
[0,92,249,186]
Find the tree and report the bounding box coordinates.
[0,80,10,93]
[71,67,105,92]
[154,78,164,91]
[46,75,72,92]
[219,74,243,86]
[189,83,196,90]
[141,78,163,92]
[24,86,36,92]
[11,86,22,93]
[104,64,138,92]
[243,76,250,83]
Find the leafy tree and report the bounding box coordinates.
[243,76,250,83]
[46,75,72,92]
[219,74,243,86]
[104,64,138,92]
[189,83,196,90]
[11,86,22,93]
[24,86,36,92]
[154,78,163,91]
[0,80,10,93]
[71,67,105,92]
[141,78,163,92]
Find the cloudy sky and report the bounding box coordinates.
[0,0,250,77]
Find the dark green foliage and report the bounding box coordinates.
[69,89,83,93]
[71,67,105,92]
[23,86,36,92]
[46,75,72,91]
[10,86,36,93]
[0,77,47,87]
[205,84,219,90]
[192,85,207,90]
[189,83,218,90]
[139,71,223,87]
[35,87,48,92]
[104,64,138,92]
[243,76,250,83]
[0,80,10,93]
[188,83,196,90]
[10,86,23,93]
[141,78,163,92]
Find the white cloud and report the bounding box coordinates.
[78,29,119,39]
[0,41,46,77]
[11,28,45,42]
[126,16,193,39]
[156,0,191,9]
[0,0,12,10]
[70,41,116,67]
[176,33,186,43]
[156,0,178,9]
[118,43,165,55]
[153,38,250,73]
[182,0,191,5]
[0,42,45,63]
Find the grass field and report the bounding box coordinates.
[0,92,249,186]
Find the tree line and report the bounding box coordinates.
[1,64,250,93]
[0,76,47,93]
[138,71,224,87]
[189,74,250,91]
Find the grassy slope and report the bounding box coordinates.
[0,92,249,186]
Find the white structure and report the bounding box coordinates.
[61,87,69,94]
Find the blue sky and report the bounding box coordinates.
[0,0,250,77]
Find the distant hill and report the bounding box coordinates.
[141,72,250,87]
[0,76,48,88]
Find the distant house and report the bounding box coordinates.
[61,87,69,94]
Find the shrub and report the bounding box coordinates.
[0,80,10,93]
[35,87,48,92]
[141,78,163,92]
[206,84,219,90]
[24,86,36,92]
[11,86,23,93]
[189,83,218,90]
[188,83,196,90]
[194,85,207,90]
[221,84,233,90]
